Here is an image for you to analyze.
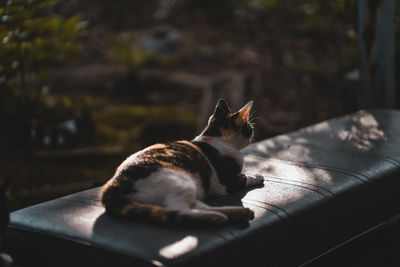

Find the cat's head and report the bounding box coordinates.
[200,99,254,149]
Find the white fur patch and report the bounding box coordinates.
[128,168,204,209]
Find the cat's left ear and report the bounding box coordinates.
[236,101,253,125]
[214,99,231,116]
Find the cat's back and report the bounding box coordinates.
[103,141,213,195]
[116,141,211,177]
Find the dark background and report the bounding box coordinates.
[0,0,399,210]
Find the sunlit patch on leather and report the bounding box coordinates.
[159,235,198,259]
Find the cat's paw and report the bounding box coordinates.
[236,207,255,222]
[207,212,229,225]
[245,174,264,188]
[242,207,255,221]
[224,207,254,222]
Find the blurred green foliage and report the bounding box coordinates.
[93,104,198,148]
[112,39,153,69]
[0,0,87,148]
[111,36,179,70]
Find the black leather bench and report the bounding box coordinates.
[7,109,400,266]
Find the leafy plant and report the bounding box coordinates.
[0,0,88,148]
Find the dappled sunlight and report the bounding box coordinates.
[243,133,330,215]
[241,110,393,217]
[337,111,386,151]
[242,157,338,216]
[244,111,390,164]
[298,110,387,152]
[159,235,198,259]
[244,182,319,208]
[249,135,312,162]
[246,156,334,191]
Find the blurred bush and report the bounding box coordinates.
[112,39,153,69]
[93,104,198,148]
[0,0,89,149]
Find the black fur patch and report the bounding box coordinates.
[202,117,223,136]
[100,175,134,213]
[120,163,161,184]
[201,113,241,137]
[241,123,253,138]
[193,141,246,193]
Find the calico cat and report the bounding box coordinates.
[100,99,264,225]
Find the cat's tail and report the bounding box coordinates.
[100,183,175,224]
[106,200,179,224]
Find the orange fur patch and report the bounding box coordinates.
[148,143,167,149]
[177,140,202,152]
[194,136,212,142]
[234,115,246,127]
[121,202,167,222]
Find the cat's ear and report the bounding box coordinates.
[214,99,231,116]
[235,101,253,125]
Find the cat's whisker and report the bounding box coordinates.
[248,118,257,127]
[249,114,260,121]
[249,110,258,117]
[250,115,260,120]
[248,112,260,124]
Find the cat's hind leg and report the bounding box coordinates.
[164,192,228,225]
[194,201,254,222]
[176,209,228,225]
